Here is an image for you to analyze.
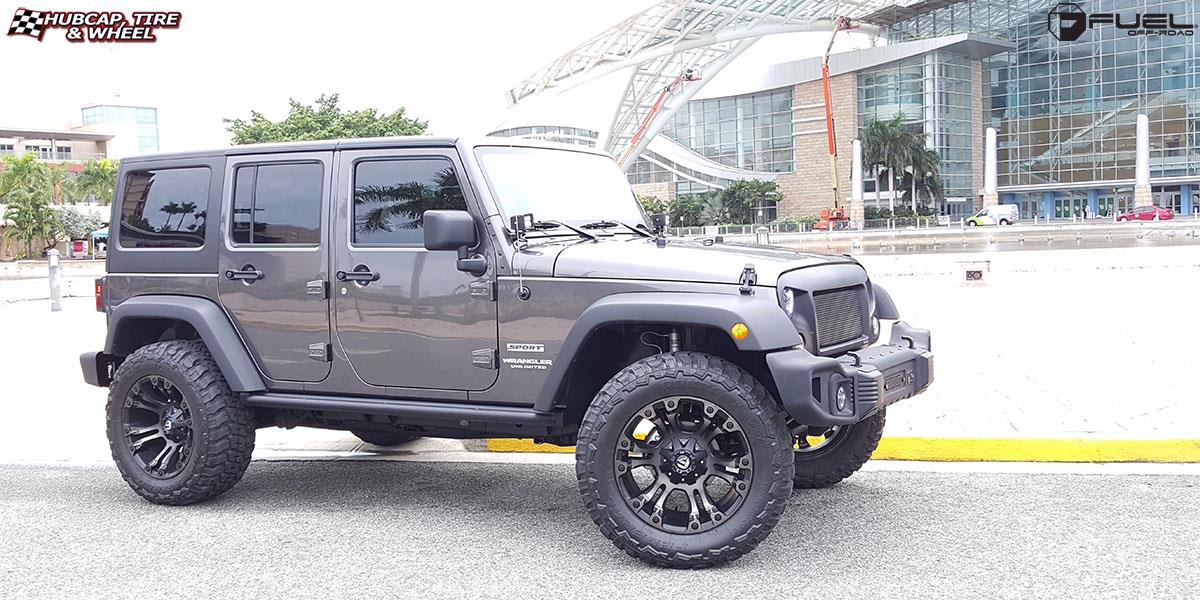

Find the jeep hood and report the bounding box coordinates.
[548,237,857,286]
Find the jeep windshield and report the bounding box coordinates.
[474,145,647,234]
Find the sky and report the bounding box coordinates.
[0,0,872,152]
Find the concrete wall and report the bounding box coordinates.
[775,73,858,219]
[630,181,675,204]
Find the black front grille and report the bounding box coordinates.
[813,287,865,348]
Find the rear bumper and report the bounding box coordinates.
[766,321,933,427]
[80,351,115,387]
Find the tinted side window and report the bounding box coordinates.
[231,162,323,245]
[119,167,210,249]
[353,159,466,246]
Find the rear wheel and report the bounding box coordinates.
[351,429,419,447]
[577,352,794,568]
[792,410,885,489]
[999,218,1011,226]
[106,340,256,505]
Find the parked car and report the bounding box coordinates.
[80,136,934,568]
[1117,206,1174,221]
[966,204,1018,226]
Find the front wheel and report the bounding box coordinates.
[576,352,794,568]
[792,410,885,489]
[966,220,978,227]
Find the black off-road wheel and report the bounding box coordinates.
[106,340,256,505]
[792,410,885,490]
[351,429,419,447]
[576,352,794,569]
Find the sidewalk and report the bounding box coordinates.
[1,244,1197,465]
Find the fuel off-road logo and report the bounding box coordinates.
[8,8,181,42]
[1048,3,1194,41]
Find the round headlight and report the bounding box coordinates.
[780,288,795,313]
[871,316,880,336]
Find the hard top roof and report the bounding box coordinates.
[118,135,609,164]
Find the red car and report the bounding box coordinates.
[1117,206,1174,221]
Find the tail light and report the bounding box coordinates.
[95,277,106,312]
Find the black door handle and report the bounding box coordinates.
[336,266,380,284]
[224,265,263,282]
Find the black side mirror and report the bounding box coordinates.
[424,210,477,250]
[650,213,668,233]
[423,210,486,276]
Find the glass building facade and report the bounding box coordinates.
[81,104,160,153]
[658,86,794,174]
[625,86,793,199]
[883,0,1200,217]
[857,51,977,210]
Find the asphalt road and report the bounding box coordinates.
[1,461,1197,599]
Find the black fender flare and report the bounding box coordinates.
[871,282,900,320]
[105,295,266,392]
[532,291,800,411]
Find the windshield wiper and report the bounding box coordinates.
[530,220,598,242]
[580,220,653,238]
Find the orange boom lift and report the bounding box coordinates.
[812,16,856,231]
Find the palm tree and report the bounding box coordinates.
[0,152,52,201]
[3,189,58,258]
[860,119,888,212]
[907,147,941,212]
[159,201,183,232]
[861,114,919,213]
[72,159,119,205]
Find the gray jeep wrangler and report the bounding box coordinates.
[81,137,932,568]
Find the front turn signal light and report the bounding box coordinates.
[730,322,749,340]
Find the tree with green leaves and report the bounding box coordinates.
[719,179,782,224]
[669,194,705,227]
[861,113,919,213]
[225,94,428,145]
[636,194,668,218]
[3,190,58,258]
[70,159,120,205]
[902,146,942,211]
[0,152,52,202]
[57,206,104,241]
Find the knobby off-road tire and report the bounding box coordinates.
[792,410,885,490]
[351,430,419,447]
[576,351,794,568]
[106,340,256,505]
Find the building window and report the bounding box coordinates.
[659,86,794,173]
[119,167,210,249]
[231,163,324,245]
[352,158,466,246]
[55,146,72,160]
[0,144,13,155]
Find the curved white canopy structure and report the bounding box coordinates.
[507,0,897,169]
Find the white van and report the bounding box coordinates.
[966,204,1018,226]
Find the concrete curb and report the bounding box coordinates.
[486,437,1200,463]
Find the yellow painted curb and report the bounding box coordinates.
[486,437,1200,463]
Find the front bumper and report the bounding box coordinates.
[766,321,933,427]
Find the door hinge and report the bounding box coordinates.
[306,280,328,299]
[471,348,498,370]
[469,280,497,301]
[308,343,331,362]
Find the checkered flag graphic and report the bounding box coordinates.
[8,8,46,39]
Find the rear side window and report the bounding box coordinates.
[118,167,210,249]
[352,158,466,246]
[231,162,324,245]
